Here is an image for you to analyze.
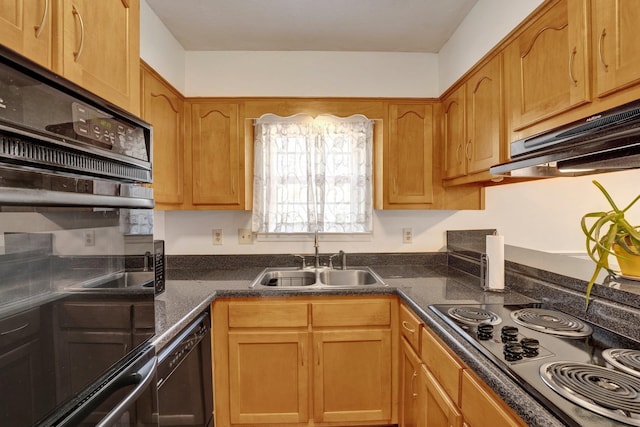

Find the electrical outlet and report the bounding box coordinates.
[212,229,223,245]
[238,228,253,244]
[402,228,413,244]
[84,230,95,247]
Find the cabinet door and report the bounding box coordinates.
[466,55,503,174]
[505,0,589,131]
[442,86,466,179]
[141,65,184,207]
[56,330,132,396]
[313,329,392,424]
[0,339,46,426]
[399,338,421,427]
[228,331,309,424]
[59,0,140,113]
[188,102,243,208]
[419,365,462,427]
[387,103,434,207]
[593,0,640,97]
[0,0,53,68]
[461,370,524,427]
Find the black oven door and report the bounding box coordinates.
[46,346,158,427]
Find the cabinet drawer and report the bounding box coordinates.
[311,299,391,327]
[228,302,308,328]
[58,302,131,329]
[421,327,463,405]
[399,303,422,352]
[461,370,524,427]
[0,308,40,348]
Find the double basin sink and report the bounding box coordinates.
[249,266,387,289]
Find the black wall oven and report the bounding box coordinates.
[0,45,157,426]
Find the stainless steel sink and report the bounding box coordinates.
[249,266,386,289]
[79,271,155,290]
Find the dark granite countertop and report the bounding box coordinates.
[151,263,568,427]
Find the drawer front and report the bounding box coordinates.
[58,302,131,329]
[312,299,391,327]
[0,308,40,348]
[421,327,463,405]
[399,303,422,352]
[228,302,308,328]
[461,370,524,427]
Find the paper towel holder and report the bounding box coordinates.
[480,252,504,292]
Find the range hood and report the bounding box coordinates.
[490,99,640,177]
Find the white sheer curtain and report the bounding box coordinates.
[252,114,373,233]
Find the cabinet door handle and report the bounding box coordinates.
[34,0,49,39]
[401,321,416,334]
[455,144,462,162]
[0,322,29,336]
[465,140,472,160]
[568,46,578,87]
[72,5,86,62]
[316,343,321,366]
[231,176,236,195]
[300,342,304,366]
[411,371,418,398]
[598,28,609,72]
[393,177,398,195]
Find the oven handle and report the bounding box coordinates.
[95,356,158,427]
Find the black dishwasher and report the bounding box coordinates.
[157,311,214,427]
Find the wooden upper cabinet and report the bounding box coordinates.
[385,103,434,208]
[593,0,640,97]
[59,0,140,114]
[187,101,244,209]
[0,0,53,68]
[505,0,589,132]
[465,55,503,175]
[442,86,466,180]
[140,64,184,208]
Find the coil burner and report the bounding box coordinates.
[447,306,501,326]
[603,349,640,378]
[540,361,640,426]
[510,308,592,338]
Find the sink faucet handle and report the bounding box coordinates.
[293,254,307,269]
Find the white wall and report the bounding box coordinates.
[185,51,439,97]
[140,0,186,92]
[142,1,640,257]
[438,0,543,91]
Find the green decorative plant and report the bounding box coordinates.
[581,180,640,307]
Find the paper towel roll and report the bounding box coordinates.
[485,234,505,291]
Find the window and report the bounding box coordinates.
[252,114,373,234]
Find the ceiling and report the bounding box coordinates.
[145,0,479,53]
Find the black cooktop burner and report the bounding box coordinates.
[447,306,501,325]
[604,349,640,378]
[540,361,640,426]
[510,308,593,338]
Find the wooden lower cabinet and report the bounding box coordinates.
[460,370,524,427]
[212,296,396,427]
[399,338,421,427]
[227,331,309,424]
[418,365,462,427]
[313,329,391,423]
